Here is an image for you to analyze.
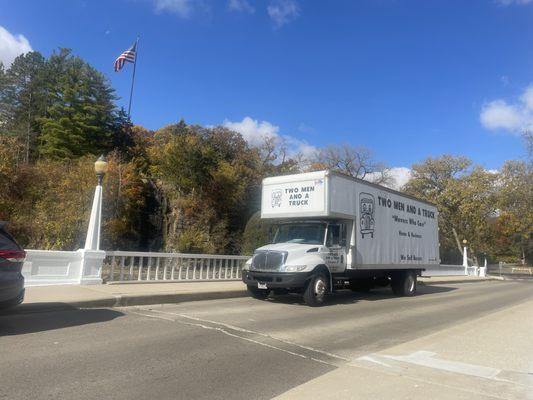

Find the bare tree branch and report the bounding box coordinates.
[312,143,392,185]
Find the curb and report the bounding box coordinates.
[111,289,248,307]
[1,289,248,315]
[419,277,502,285]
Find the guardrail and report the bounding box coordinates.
[103,251,250,283]
[103,252,474,282]
[422,264,475,277]
[487,263,532,277]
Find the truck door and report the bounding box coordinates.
[325,223,347,273]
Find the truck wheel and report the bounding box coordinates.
[247,285,271,300]
[303,273,328,307]
[391,271,417,297]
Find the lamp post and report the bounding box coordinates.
[94,155,108,186]
[462,239,468,275]
[84,155,108,251]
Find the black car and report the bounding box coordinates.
[0,222,25,309]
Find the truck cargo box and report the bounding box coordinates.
[261,170,439,269]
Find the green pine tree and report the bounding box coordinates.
[38,49,119,160]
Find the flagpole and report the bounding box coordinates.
[127,36,139,120]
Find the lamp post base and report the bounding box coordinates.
[78,249,105,285]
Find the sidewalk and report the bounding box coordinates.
[3,275,494,314]
[274,296,533,400]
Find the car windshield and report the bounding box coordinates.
[273,223,326,245]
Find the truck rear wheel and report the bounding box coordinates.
[303,272,328,307]
[391,271,417,296]
[247,285,271,300]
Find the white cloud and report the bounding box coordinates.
[521,85,533,109]
[152,0,195,17]
[223,116,279,146]
[496,0,533,5]
[222,116,316,158]
[386,167,412,190]
[480,84,533,134]
[0,25,32,67]
[267,0,300,28]
[228,0,254,13]
[283,135,316,158]
[365,167,412,190]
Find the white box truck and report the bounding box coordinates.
[242,170,439,306]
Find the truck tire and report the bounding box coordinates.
[391,271,417,297]
[247,285,271,300]
[303,272,328,307]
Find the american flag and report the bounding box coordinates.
[114,42,137,72]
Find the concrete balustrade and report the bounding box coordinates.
[22,249,105,287]
[103,251,250,283]
[22,249,480,286]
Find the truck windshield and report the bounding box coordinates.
[273,223,326,245]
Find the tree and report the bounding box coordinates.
[495,160,533,263]
[0,52,47,162]
[241,211,277,255]
[311,143,392,185]
[38,49,120,159]
[148,122,267,253]
[100,152,156,251]
[403,155,499,265]
[524,131,533,165]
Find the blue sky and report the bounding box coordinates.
[1,0,532,174]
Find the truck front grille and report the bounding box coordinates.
[251,251,285,272]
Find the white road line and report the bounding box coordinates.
[145,308,350,362]
[131,309,339,367]
[131,311,177,322]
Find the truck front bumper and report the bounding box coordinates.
[242,270,312,289]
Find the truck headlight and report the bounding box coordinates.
[282,265,307,272]
[243,258,252,270]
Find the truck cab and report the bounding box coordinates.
[242,219,351,306]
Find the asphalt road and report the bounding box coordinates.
[0,280,532,400]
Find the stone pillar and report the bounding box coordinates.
[79,184,105,285]
[479,257,487,278]
[84,184,102,250]
[463,246,468,275]
[78,248,105,285]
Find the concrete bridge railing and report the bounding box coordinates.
[422,264,479,277]
[103,251,250,283]
[22,250,483,286]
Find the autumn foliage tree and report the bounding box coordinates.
[403,155,532,264]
